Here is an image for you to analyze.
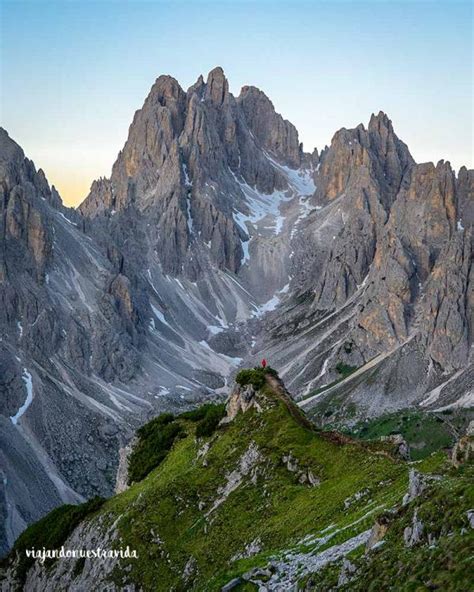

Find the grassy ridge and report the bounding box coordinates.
[100,383,407,590]
[4,372,469,591]
[2,497,105,584]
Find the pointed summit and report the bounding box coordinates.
[238,85,301,167]
[204,66,229,105]
[187,74,205,97]
[147,74,186,106]
[368,110,394,135]
[370,110,391,123]
[0,127,25,167]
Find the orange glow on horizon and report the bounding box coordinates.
[47,171,93,208]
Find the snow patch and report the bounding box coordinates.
[182,163,192,187]
[264,152,316,196]
[154,386,171,399]
[253,294,280,318]
[252,283,290,318]
[186,195,193,233]
[10,369,34,425]
[57,212,78,226]
[151,304,172,329]
[240,239,250,265]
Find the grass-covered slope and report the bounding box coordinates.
[301,462,474,591]
[0,497,105,585]
[127,403,225,484]
[339,408,474,461]
[1,371,471,591]
[106,383,406,590]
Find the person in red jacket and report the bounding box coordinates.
[261,359,267,368]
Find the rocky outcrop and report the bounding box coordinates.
[380,434,410,460]
[366,514,390,551]
[221,383,263,423]
[115,438,137,493]
[403,509,424,547]
[402,469,441,506]
[338,558,357,586]
[0,128,54,281]
[207,441,262,515]
[282,452,320,486]
[417,227,472,372]
[350,159,462,360]
[451,421,474,467]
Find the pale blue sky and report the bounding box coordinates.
[1,0,472,205]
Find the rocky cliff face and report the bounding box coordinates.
[1,67,472,554]
[258,111,472,420]
[0,129,143,556]
[79,67,299,278]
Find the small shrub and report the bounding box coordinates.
[195,404,226,438]
[137,412,174,437]
[235,366,278,390]
[335,362,357,378]
[128,413,183,484]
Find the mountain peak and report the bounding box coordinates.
[238,84,302,168]
[187,73,205,95]
[204,66,229,104]
[207,65,226,79]
[0,127,25,165]
[368,110,394,134]
[148,74,184,102]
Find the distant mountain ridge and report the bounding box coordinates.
[0,66,472,554]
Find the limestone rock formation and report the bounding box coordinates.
[221,383,263,423]
[403,509,424,547]
[79,66,300,277]
[260,111,472,420]
[1,66,472,557]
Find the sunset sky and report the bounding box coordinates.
[1,0,472,207]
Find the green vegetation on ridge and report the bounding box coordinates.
[127,413,184,484]
[94,376,408,590]
[128,403,225,484]
[235,366,278,390]
[344,409,472,460]
[2,370,470,592]
[301,463,474,591]
[2,497,105,585]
